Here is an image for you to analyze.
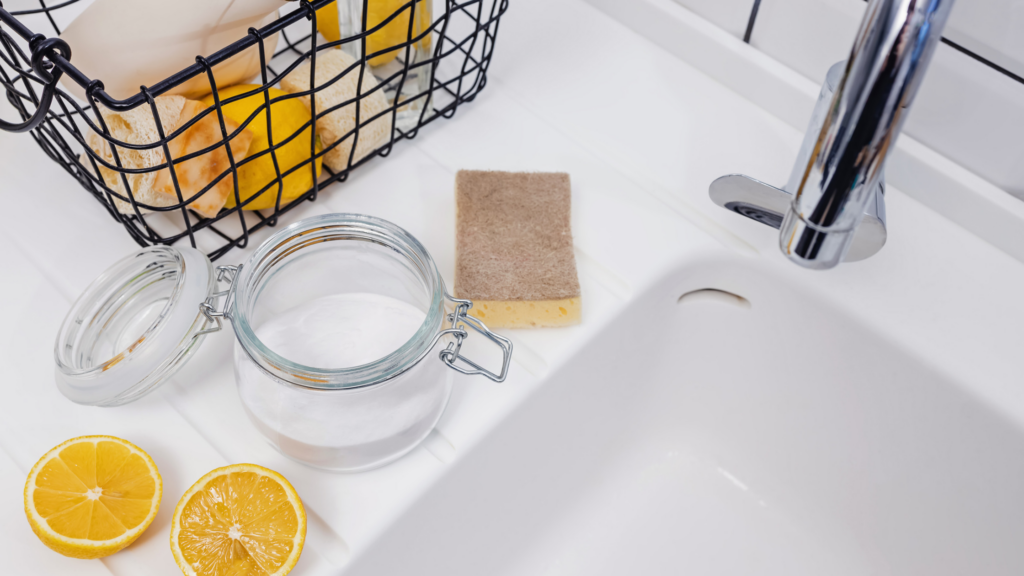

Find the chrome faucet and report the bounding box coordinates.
[709,0,955,269]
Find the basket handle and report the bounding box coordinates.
[0,12,71,133]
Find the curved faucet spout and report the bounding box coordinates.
[779,0,955,268]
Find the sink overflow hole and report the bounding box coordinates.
[677,289,751,309]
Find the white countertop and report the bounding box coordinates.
[2,0,1023,574]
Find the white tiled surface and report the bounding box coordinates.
[672,0,754,38]
[745,0,1024,200]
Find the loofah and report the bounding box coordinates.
[280,48,393,172]
[81,96,252,218]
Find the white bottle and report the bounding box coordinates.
[59,0,290,102]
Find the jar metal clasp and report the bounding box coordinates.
[198,266,512,383]
[197,264,240,336]
[433,290,514,383]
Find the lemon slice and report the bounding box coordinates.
[24,436,162,559]
[170,464,306,576]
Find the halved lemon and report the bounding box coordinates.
[170,464,306,576]
[24,436,162,559]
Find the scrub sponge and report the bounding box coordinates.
[455,170,581,328]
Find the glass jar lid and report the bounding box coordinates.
[54,245,217,406]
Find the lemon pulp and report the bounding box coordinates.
[171,464,306,576]
[25,436,162,559]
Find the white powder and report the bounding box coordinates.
[235,292,452,470]
[255,293,427,369]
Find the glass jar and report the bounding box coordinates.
[54,214,511,472]
[336,0,433,131]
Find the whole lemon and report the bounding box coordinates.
[365,0,432,66]
[317,2,341,43]
[201,85,322,211]
[316,0,432,67]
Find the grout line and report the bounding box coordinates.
[304,508,353,567]
[574,246,632,301]
[0,435,23,474]
[0,225,77,303]
[940,37,1024,86]
[498,332,548,378]
[423,429,458,464]
[857,0,1024,86]
[743,0,761,44]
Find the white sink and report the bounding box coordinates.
[2,0,1023,574]
[342,254,1024,576]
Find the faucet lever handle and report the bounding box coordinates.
[710,174,886,262]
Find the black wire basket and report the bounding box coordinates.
[0,0,506,260]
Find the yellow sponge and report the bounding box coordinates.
[469,298,580,328]
[454,170,581,328]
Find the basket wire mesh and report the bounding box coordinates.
[0,0,506,259]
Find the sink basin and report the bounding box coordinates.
[2,0,1022,573]
[342,255,1024,576]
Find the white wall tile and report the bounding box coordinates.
[906,43,1024,199]
[944,0,1024,79]
[749,0,1024,80]
[673,0,756,39]
[747,0,1024,200]
[749,0,865,84]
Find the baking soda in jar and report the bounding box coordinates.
[235,293,452,471]
[54,214,508,469]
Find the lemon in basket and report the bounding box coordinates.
[170,464,306,576]
[24,436,162,559]
[201,85,322,211]
[317,0,432,67]
[366,0,432,66]
[317,2,342,43]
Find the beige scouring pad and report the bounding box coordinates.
[455,170,581,328]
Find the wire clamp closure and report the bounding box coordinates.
[435,290,513,382]
[198,265,240,335]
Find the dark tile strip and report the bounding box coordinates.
[856,0,1024,86]
[940,37,1024,85]
[743,0,762,43]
